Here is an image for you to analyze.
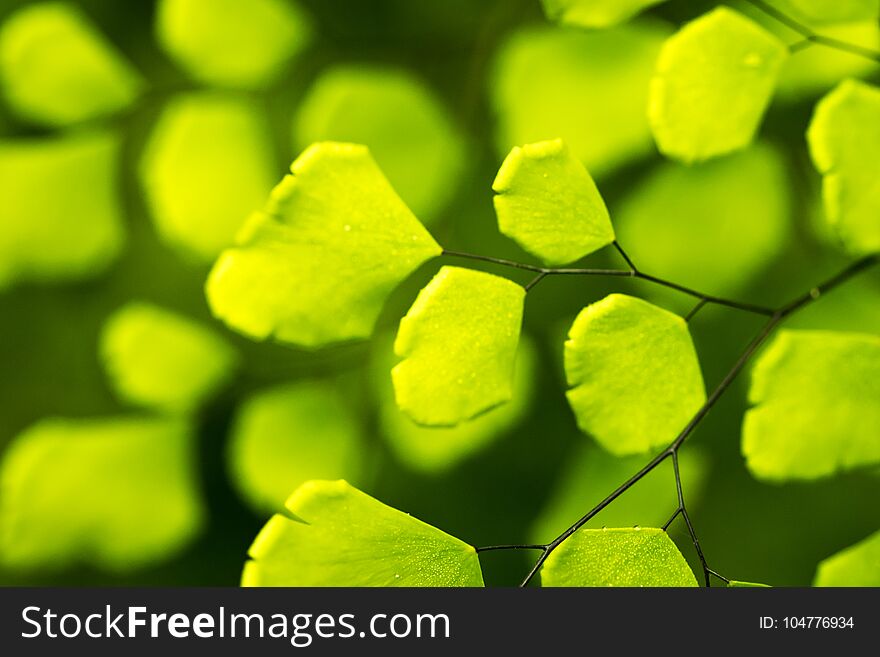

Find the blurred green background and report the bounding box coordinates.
[0,0,878,586]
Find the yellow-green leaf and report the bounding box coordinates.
[0,131,125,289]
[242,480,484,586]
[814,530,880,586]
[206,142,441,347]
[393,266,525,426]
[776,0,878,25]
[0,3,142,126]
[140,92,278,261]
[743,330,880,481]
[374,334,536,473]
[100,302,238,412]
[648,7,788,162]
[294,66,465,222]
[228,382,362,514]
[541,527,697,586]
[807,79,880,255]
[155,0,311,88]
[541,0,668,28]
[0,417,203,571]
[493,139,614,266]
[565,294,706,456]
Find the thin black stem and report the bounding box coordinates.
[613,241,638,271]
[685,298,708,322]
[440,247,775,316]
[708,569,730,584]
[744,0,880,62]
[661,508,682,532]
[475,544,547,553]
[673,450,711,587]
[518,255,879,587]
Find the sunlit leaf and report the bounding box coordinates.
[492,22,671,177]
[0,131,125,289]
[493,139,614,266]
[228,382,362,514]
[206,142,441,347]
[648,7,787,162]
[155,0,311,88]
[807,79,880,255]
[531,444,708,543]
[743,330,880,481]
[814,529,880,586]
[0,417,203,571]
[0,3,142,126]
[565,294,706,456]
[140,92,278,261]
[541,527,697,586]
[393,266,524,427]
[294,66,465,222]
[776,0,878,24]
[541,0,668,28]
[242,480,484,586]
[374,334,536,473]
[614,143,791,297]
[100,301,237,412]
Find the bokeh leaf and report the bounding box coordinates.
[648,7,787,162]
[807,79,880,255]
[540,527,697,586]
[242,480,484,586]
[540,0,668,28]
[814,529,880,586]
[614,143,791,297]
[100,301,238,412]
[206,142,441,347]
[531,444,708,543]
[492,22,671,177]
[0,417,203,571]
[0,2,142,126]
[155,0,311,88]
[565,294,706,456]
[743,330,880,481]
[374,334,536,473]
[493,139,614,266]
[393,266,525,426]
[776,0,878,25]
[228,382,362,514]
[0,130,125,289]
[294,66,465,222]
[140,92,277,261]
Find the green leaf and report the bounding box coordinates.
[294,66,465,223]
[531,444,708,543]
[807,79,880,255]
[242,480,484,586]
[100,302,238,412]
[614,143,791,298]
[541,0,668,28]
[0,3,142,126]
[155,0,311,88]
[392,266,525,427]
[814,530,880,586]
[374,334,536,473]
[540,527,697,586]
[228,382,362,514]
[0,131,125,289]
[565,294,706,456]
[0,417,203,571]
[776,0,878,25]
[493,139,615,266]
[206,142,441,347]
[140,92,278,261]
[492,22,671,177]
[728,580,770,587]
[648,7,788,162]
[743,330,880,481]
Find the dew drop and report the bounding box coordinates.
[633,525,641,531]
